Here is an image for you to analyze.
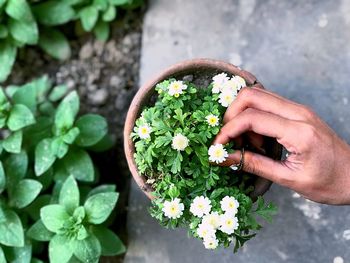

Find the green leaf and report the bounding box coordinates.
[39,28,71,60]
[93,20,110,41]
[0,161,5,194]
[25,194,51,221]
[51,137,69,159]
[92,227,125,256]
[33,1,75,26]
[73,234,101,263]
[27,220,54,241]
[80,6,99,31]
[63,148,94,182]
[49,235,73,263]
[9,179,42,209]
[35,138,56,176]
[2,130,22,153]
[4,150,28,186]
[0,210,24,247]
[87,184,116,199]
[75,114,108,147]
[59,176,80,214]
[109,0,130,5]
[62,127,80,145]
[7,104,36,131]
[87,134,115,152]
[254,196,278,223]
[0,247,5,263]
[33,75,51,103]
[54,91,80,133]
[8,18,38,45]
[84,192,118,224]
[5,0,33,21]
[0,25,8,39]
[0,41,17,82]
[49,85,68,102]
[3,242,32,263]
[12,81,37,113]
[93,0,108,10]
[40,204,70,233]
[102,5,116,22]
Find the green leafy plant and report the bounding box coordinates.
[132,73,278,252]
[0,76,124,262]
[0,0,144,82]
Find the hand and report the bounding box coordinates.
[213,87,350,205]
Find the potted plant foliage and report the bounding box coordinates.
[124,59,282,251]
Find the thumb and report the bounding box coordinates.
[220,150,291,186]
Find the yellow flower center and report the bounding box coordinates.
[214,149,223,157]
[174,93,180,98]
[229,202,234,208]
[141,127,148,134]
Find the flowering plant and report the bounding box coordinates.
[132,73,277,251]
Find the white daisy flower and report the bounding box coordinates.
[196,223,216,239]
[138,124,152,139]
[222,78,239,94]
[202,212,221,229]
[234,75,246,90]
[208,144,228,164]
[219,213,239,235]
[168,80,187,97]
[220,196,239,215]
[171,133,189,151]
[206,114,219,127]
[203,236,219,250]
[190,196,212,217]
[218,90,236,107]
[212,73,229,93]
[162,198,185,219]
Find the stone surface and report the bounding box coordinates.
[126,0,350,262]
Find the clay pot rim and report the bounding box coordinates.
[124,58,277,200]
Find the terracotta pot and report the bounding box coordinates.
[124,58,282,200]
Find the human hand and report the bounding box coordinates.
[213,87,350,205]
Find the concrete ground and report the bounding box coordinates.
[125,0,350,262]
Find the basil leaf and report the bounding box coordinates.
[39,28,71,60]
[33,1,75,26]
[63,148,94,182]
[0,161,5,194]
[2,130,22,153]
[9,179,42,209]
[51,137,69,159]
[73,234,101,263]
[62,127,80,145]
[102,5,116,21]
[0,41,17,82]
[92,226,125,256]
[75,114,107,147]
[35,138,56,176]
[40,204,70,233]
[5,0,33,21]
[49,235,73,263]
[0,246,5,263]
[80,6,99,31]
[3,241,32,263]
[49,84,68,102]
[4,150,28,186]
[54,91,79,133]
[12,81,37,113]
[0,210,24,247]
[59,176,80,214]
[7,104,35,131]
[93,20,110,41]
[84,192,118,224]
[8,18,38,45]
[27,220,54,241]
[87,184,116,199]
